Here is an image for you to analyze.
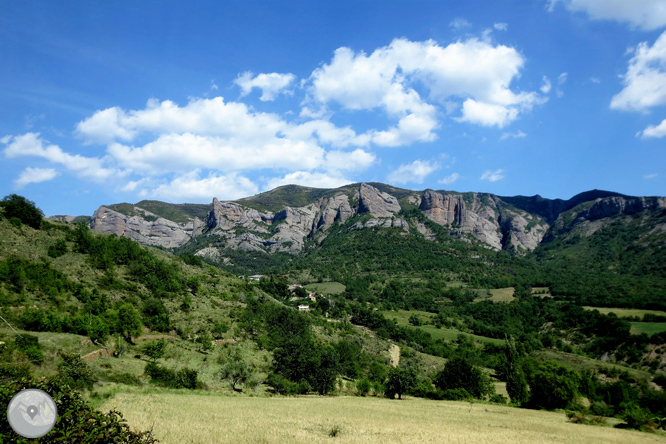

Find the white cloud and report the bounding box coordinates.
[235,71,296,101]
[547,0,666,31]
[439,172,460,185]
[558,73,568,85]
[494,23,508,31]
[14,167,59,189]
[264,171,352,190]
[308,37,543,133]
[640,118,666,138]
[449,18,472,29]
[387,160,439,185]
[541,76,552,94]
[457,99,519,127]
[644,173,659,179]
[142,170,259,201]
[324,149,376,171]
[3,133,117,181]
[590,77,601,83]
[611,31,666,112]
[480,169,505,182]
[500,130,527,140]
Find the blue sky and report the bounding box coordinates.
[1,0,665,216]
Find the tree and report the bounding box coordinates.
[219,348,252,392]
[0,194,44,229]
[57,352,97,391]
[504,336,529,405]
[434,356,494,400]
[385,367,417,400]
[141,339,167,362]
[527,361,579,410]
[408,314,422,326]
[116,303,142,343]
[88,315,109,345]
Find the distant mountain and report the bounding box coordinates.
[88,183,665,261]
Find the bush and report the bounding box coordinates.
[144,362,200,389]
[356,378,371,396]
[141,339,167,362]
[15,335,44,366]
[441,388,472,401]
[0,194,44,229]
[47,239,68,258]
[57,352,97,391]
[0,376,158,443]
[266,372,298,395]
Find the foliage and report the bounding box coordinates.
[527,361,579,410]
[385,367,417,400]
[219,348,253,392]
[434,357,495,400]
[356,378,371,396]
[56,352,98,391]
[0,194,44,229]
[141,339,167,362]
[116,303,142,343]
[0,376,158,443]
[504,336,529,404]
[144,362,201,389]
[47,239,68,258]
[14,334,43,366]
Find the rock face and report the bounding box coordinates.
[90,206,203,249]
[90,183,665,258]
[358,183,400,217]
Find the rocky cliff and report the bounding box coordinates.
[89,183,665,258]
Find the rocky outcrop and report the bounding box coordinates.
[419,191,465,226]
[91,184,664,257]
[358,183,400,217]
[90,206,203,249]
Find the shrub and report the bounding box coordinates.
[0,194,44,229]
[266,372,298,395]
[141,339,167,362]
[0,376,158,443]
[47,239,68,258]
[441,388,472,401]
[57,352,97,391]
[144,362,200,389]
[356,378,371,396]
[14,334,43,366]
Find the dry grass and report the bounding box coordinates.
[100,390,665,444]
[582,307,666,319]
[488,287,516,303]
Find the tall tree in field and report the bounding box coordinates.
[505,335,529,405]
[116,303,142,344]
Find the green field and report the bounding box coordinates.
[303,281,346,294]
[381,310,504,345]
[98,389,664,444]
[532,350,652,382]
[583,307,666,319]
[488,287,516,302]
[630,322,666,336]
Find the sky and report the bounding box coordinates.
[1,0,666,217]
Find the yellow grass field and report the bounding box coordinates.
[488,287,516,302]
[100,390,664,444]
[582,307,666,319]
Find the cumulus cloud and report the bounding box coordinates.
[264,171,352,190]
[141,170,259,201]
[640,118,666,138]
[611,31,666,112]
[308,37,543,132]
[387,160,439,185]
[480,169,505,182]
[547,0,666,31]
[439,172,460,185]
[3,133,117,181]
[541,76,552,94]
[235,71,296,101]
[14,167,59,189]
[494,23,508,31]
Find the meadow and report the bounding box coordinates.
[582,307,666,319]
[98,389,665,444]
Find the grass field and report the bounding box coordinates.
[381,310,504,345]
[99,389,665,444]
[488,287,516,302]
[583,307,666,319]
[303,282,346,294]
[532,350,652,382]
[630,322,666,336]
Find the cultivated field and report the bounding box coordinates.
[100,389,665,444]
[582,307,666,319]
[304,281,346,294]
[630,322,666,336]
